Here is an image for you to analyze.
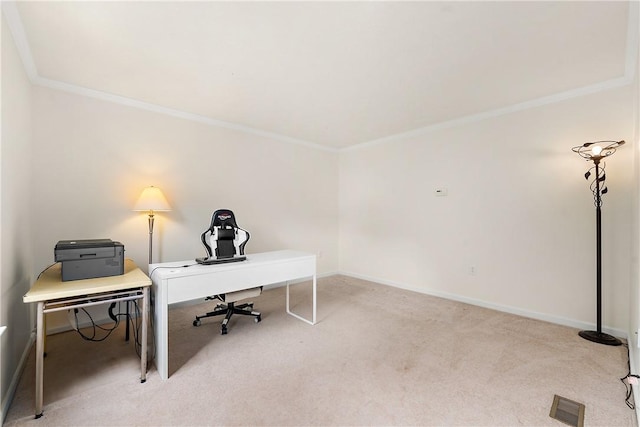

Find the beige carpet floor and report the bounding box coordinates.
[4,275,637,426]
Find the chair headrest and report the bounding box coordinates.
[211,209,238,229]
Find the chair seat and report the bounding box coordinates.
[194,286,263,334]
[224,287,262,302]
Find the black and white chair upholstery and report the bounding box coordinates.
[192,209,262,335]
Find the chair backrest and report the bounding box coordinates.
[201,209,250,259]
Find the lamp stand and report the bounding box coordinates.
[578,159,621,346]
[147,212,155,265]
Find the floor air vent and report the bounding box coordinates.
[549,394,585,427]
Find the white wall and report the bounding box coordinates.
[1,13,34,418]
[339,85,635,332]
[30,86,339,330]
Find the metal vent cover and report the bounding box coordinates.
[550,394,585,427]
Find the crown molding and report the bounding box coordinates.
[343,75,633,152]
[34,75,337,153]
[1,1,337,154]
[1,1,37,80]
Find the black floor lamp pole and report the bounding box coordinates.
[573,140,625,346]
[595,189,602,335]
[578,160,610,342]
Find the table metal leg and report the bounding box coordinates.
[286,275,317,325]
[35,302,44,418]
[312,274,317,324]
[140,288,148,383]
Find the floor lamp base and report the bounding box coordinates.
[579,330,622,346]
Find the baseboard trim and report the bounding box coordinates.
[2,331,35,423]
[338,271,626,338]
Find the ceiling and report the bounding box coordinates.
[6,1,635,150]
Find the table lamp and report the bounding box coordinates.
[133,186,171,264]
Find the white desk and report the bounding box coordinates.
[23,259,150,418]
[150,249,317,380]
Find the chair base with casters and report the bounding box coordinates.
[192,288,262,335]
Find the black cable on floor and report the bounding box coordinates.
[620,342,639,409]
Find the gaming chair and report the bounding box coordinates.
[192,209,262,334]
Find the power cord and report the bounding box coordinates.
[72,307,121,342]
[70,300,155,363]
[148,263,197,277]
[120,300,156,363]
[621,342,639,409]
[36,263,57,280]
[620,372,639,409]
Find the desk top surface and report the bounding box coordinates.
[24,259,151,303]
[149,249,315,280]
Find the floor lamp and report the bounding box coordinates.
[133,186,172,265]
[572,140,625,346]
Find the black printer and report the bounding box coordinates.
[54,239,124,281]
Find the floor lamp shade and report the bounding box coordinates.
[133,186,172,264]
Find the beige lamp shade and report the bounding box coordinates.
[133,186,172,213]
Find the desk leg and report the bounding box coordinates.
[155,282,169,380]
[35,302,44,418]
[286,275,317,325]
[140,287,148,383]
[312,274,317,324]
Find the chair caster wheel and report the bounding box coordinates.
[255,316,261,323]
[193,319,201,327]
